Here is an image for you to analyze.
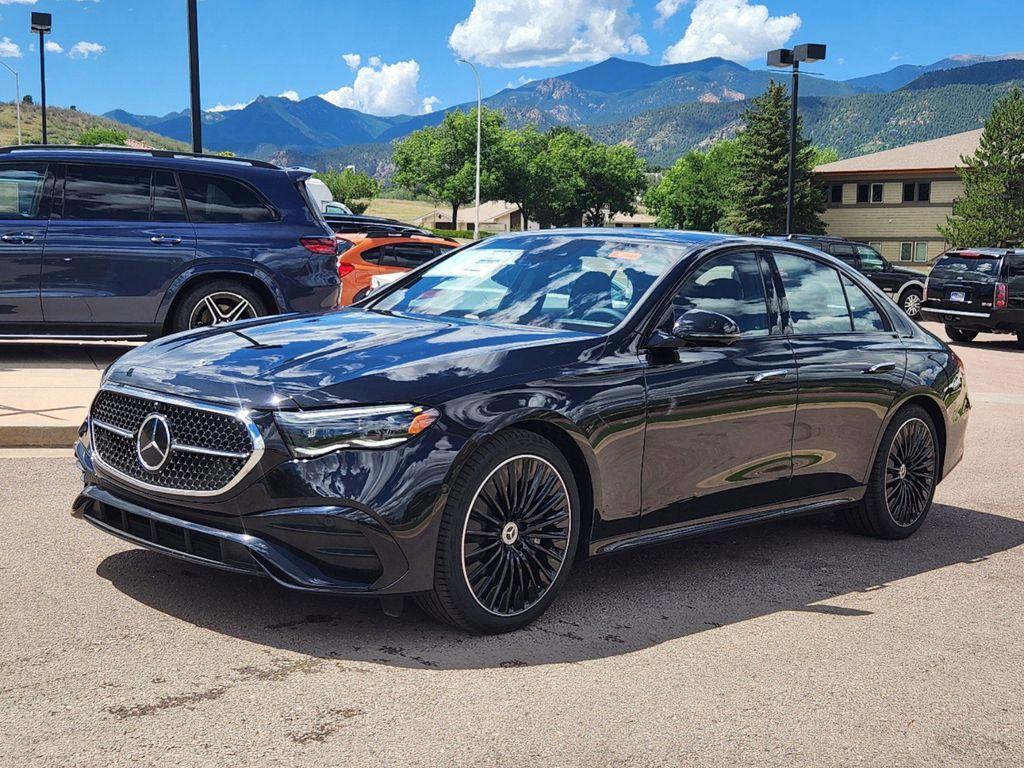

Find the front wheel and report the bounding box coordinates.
[900,288,923,319]
[837,404,939,539]
[417,429,580,634]
[171,280,270,333]
[945,325,978,343]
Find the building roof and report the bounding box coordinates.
[814,129,983,175]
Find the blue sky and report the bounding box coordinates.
[0,0,1021,117]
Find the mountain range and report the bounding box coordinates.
[104,52,1024,172]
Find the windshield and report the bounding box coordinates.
[932,255,1004,281]
[370,235,683,333]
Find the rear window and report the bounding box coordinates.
[179,173,276,223]
[932,254,1003,281]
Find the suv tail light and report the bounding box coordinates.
[995,282,1008,308]
[338,262,355,279]
[300,236,339,255]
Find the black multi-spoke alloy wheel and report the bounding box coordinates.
[837,404,939,539]
[900,288,923,319]
[171,280,269,334]
[418,428,580,633]
[945,325,978,343]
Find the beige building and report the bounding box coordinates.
[814,129,981,266]
[414,201,656,233]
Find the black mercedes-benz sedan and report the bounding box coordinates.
[74,230,970,633]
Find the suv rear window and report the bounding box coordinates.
[931,254,1004,281]
[178,173,275,223]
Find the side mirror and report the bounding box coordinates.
[647,309,742,348]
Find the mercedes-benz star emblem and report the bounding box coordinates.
[136,413,172,472]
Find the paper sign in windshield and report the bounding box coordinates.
[430,249,523,278]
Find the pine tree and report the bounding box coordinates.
[940,89,1024,248]
[722,81,825,236]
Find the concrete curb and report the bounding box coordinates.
[0,425,81,449]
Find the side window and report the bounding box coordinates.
[151,170,187,222]
[178,173,275,223]
[0,163,47,219]
[773,252,852,334]
[829,243,858,267]
[63,164,151,221]
[841,275,887,332]
[667,251,769,337]
[392,244,437,269]
[856,245,886,272]
[360,245,393,265]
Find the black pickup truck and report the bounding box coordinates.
[921,248,1024,346]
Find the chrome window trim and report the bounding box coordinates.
[90,381,265,498]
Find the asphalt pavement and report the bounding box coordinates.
[1,323,1022,767]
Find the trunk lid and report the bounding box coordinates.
[926,252,1005,312]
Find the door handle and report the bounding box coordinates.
[150,235,183,245]
[748,369,790,384]
[1,233,34,244]
[862,362,897,374]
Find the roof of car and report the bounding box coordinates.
[338,232,459,246]
[493,228,745,248]
[0,145,287,174]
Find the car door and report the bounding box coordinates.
[640,248,798,530]
[41,164,196,326]
[769,250,907,500]
[0,162,51,326]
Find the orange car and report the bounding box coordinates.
[336,232,460,305]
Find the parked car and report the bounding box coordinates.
[323,201,354,215]
[921,248,1024,346]
[772,235,927,318]
[0,145,340,340]
[337,231,458,305]
[324,212,430,237]
[75,229,969,634]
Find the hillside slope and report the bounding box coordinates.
[0,103,188,149]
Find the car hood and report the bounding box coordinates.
[103,309,603,410]
[889,265,925,279]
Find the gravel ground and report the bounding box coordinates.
[2,325,1022,767]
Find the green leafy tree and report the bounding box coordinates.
[392,107,505,226]
[581,142,648,226]
[722,81,825,235]
[940,89,1024,247]
[645,139,739,230]
[496,125,549,229]
[22,94,32,105]
[77,127,128,146]
[315,168,381,214]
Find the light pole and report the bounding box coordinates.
[458,58,481,240]
[0,62,21,145]
[186,0,203,153]
[768,43,826,235]
[30,12,51,145]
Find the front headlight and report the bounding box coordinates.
[274,404,439,458]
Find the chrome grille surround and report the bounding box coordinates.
[89,382,265,497]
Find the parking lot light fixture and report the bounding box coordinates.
[30,12,52,145]
[0,62,21,145]
[458,58,482,240]
[768,43,826,235]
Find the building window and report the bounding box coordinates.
[871,183,884,203]
[824,184,843,205]
[902,181,932,203]
[857,184,869,203]
[917,182,931,202]
[903,183,916,202]
[900,242,930,263]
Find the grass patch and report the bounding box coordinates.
[363,198,438,223]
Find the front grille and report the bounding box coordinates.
[91,388,259,494]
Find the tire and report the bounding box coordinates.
[837,404,940,539]
[1016,331,1024,350]
[899,287,923,319]
[417,428,580,634]
[170,280,270,334]
[945,325,978,343]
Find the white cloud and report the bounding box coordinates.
[0,1,41,5]
[0,36,21,58]
[342,53,360,69]
[278,89,300,101]
[890,52,904,61]
[208,101,250,113]
[654,0,688,27]
[449,0,648,68]
[367,55,382,67]
[319,58,438,116]
[44,40,63,54]
[68,40,105,59]
[662,0,801,64]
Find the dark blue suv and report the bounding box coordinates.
[0,146,341,339]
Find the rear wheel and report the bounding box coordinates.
[1016,331,1024,349]
[171,280,270,333]
[945,325,978,343]
[417,429,579,634]
[837,404,939,539]
[900,287,923,319]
